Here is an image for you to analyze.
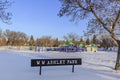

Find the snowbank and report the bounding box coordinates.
[0,50,120,80]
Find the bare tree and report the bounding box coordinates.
[0,0,12,45]
[0,28,2,38]
[0,0,12,24]
[4,29,28,46]
[4,29,12,45]
[15,32,28,46]
[58,0,120,70]
[100,34,116,50]
[0,28,2,45]
[36,36,51,47]
[1,35,6,46]
[63,32,80,41]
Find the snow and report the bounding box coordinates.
[0,50,120,80]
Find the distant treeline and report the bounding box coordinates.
[0,29,117,49]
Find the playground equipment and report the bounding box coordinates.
[46,41,85,52]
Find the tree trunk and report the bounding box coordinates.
[115,40,120,70]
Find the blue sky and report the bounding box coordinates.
[0,0,88,40]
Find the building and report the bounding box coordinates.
[86,44,98,52]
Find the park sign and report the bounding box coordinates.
[31,58,82,75]
[31,58,82,66]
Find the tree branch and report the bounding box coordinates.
[111,33,119,42]
[76,0,120,41]
[90,8,110,33]
[90,8,120,41]
[77,0,91,11]
[111,10,120,33]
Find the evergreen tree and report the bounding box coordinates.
[80,37,83,43]
[92,35,97,45]
[29,35,34,46]
[53,38,59,47]
[86,38,90,45]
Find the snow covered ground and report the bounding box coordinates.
[0,50,120,80]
